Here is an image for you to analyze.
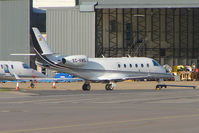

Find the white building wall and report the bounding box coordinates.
[33,0,75,8]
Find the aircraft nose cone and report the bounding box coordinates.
[166,72,173,78]
[162,66,173,78]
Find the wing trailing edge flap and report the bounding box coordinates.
[98,75,151,82]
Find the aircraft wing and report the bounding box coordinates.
[12,75,82,82]
[13,73,20,80]
[121,75,151,80]
[11,73,47,81]
[96,74,152,82]
[10,71,81,83]
[38,78,83,82]
[113,76,151,82]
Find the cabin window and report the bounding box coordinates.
[135,64,138,68]
[147,64,149,67]
[130,64,132,68]
[118,64,121,68]
[141,64,144,68]
[4,65,9,73]
[22,64,30,69]
[124,64,126,68]
[152,60,160,66]
[11,65,14,69]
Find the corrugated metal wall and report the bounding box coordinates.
[0,0,30,65]
[79,0,199,8]
[46,7,95,57]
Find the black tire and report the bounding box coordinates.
[105,84,113,91]
[82,84,91,91]
[30,83,35,88]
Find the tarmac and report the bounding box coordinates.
[1,80,199,90]
[0,81,199,133]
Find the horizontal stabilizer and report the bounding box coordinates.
[10,53,36,56]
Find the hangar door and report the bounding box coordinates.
[95,8,199,65]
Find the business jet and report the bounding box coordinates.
[32,27,172,91]
[0,61,46,88]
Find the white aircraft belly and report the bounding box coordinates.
[69,68,148,81]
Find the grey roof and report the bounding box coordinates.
[79,0,199,8]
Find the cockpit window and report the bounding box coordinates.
[152,60,160,66]
[22,64,30,69]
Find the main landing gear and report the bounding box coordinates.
[29,80,35,88]
[82,82,115,91]
[82,83,91,91]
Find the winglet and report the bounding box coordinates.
[32,27,54,55]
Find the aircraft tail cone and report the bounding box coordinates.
[16,81,20,91]
[52,81,56,88]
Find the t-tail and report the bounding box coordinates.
[32,27,88,68]
[32,27,63,65]
[32,27,54,55]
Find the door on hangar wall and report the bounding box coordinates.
[95,8,199,66]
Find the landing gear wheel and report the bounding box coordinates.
[105,84,114,91]
[30,83,35,88]
[82,84,91,91]
[30,81,35,88]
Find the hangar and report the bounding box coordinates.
[1,0,199,70]
[46,0,199,66]
[0,0,30,65]
[0,0,45,67]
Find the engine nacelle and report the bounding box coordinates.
[61,55,88,67]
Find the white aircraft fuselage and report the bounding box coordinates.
[38,57,170,81]
[0,61,45,81]
[32,27,172,91]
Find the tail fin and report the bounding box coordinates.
[32,27,53,55]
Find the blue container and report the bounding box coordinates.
[53,73,73,78]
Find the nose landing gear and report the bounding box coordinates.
[105,82,115,91]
